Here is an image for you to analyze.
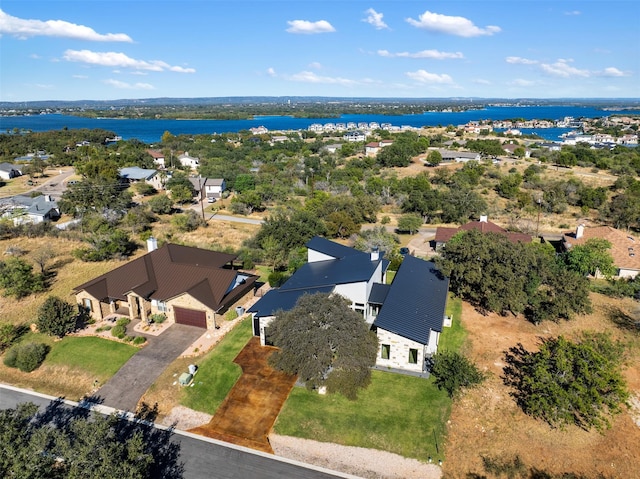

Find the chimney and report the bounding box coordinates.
[147,236,158,252]
[370,248,380,261]
[479,215,488,223]
[576,224,584,239]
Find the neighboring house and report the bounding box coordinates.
[365,140,393,157]
[119,167,164,191]
[187,177,226,199]
[435,149,481,163]
[561,224,640,278]
[178,152,200,169]
[323,144,342,154]
[1,194,60,225]
[502,143,530,158]
[343,131,367,142]
[434,215,532,250]
[248,237,450,374]
[73,240,258,328]
[146,149,166,168]
[0,163,22,180]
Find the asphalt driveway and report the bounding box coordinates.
[96,324,203,411]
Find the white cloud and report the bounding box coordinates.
[308,62,323,70]
[72,74,88,79]
[0,9,132,42]
[405,69,454,84]
[286,20,335,34]
[406,11,500,37]
[600,67,626,77]
[288,71,357,86]
[506,56,538,65]
[104,79,154,90]
[363,8,389,30]
[564,10,581,16]
[540,59,590,78]
[62,49,195,73]
[509,79,536,87]
[378,49,463,60]
[472,78,491,85]
[266,67,277,77]
[34,83,54,90]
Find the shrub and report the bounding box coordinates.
[36,296,77,338]
[0,323,23,353]
[111,325,126,339]
[4,342,49,372]
[268,271,290,287]
[132,336,146,345]
[115,317,130,327]
[124,335,134,342]
[149,313,166,324]
[225,310,238,321]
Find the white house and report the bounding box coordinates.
[119,167,164,191]
[187,177,226,199]
[1,194,59,225]
[178,152,200,169]
[146,149,166,168]
[0,163,22,180]
[248,237,450,374]
[343,131,367,142]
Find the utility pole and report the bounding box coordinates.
[199,176,205,221]
[536,197,542,237]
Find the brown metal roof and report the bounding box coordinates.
[435,219,532,244]
[74,244,257,311]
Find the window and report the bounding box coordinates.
[381,344,390,360]
[408,348,418,364]
[83,298,92,312]
[157,301,168,312]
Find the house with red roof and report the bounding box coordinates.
[562,224,640,279]
[433,216,532,250]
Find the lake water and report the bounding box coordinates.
[0,105,632,144]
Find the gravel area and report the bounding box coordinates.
[161,406,213,430]
[270,434,442,479]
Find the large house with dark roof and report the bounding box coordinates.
[433,215,532,250]
[74,239,257,329]
[248,237,450,374]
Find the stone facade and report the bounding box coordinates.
[376,328,432,373]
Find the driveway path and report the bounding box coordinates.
[96,324,203,412]
[189,337,297,453]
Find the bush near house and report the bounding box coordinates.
[3,342,49,372]
[36,296,77,338]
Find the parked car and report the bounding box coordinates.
[207,197,216,203]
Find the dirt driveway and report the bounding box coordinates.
[189,337,297,453]
[96,324,204,412]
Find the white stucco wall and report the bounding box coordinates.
[307,249,336,263]
[618,268,639,279]
[376,328,427,373]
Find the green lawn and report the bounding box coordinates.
[274,371,450,462]
[273,294,467,462]
[45,336,138,381]
[181,318,252,414]
[440,295,466,352]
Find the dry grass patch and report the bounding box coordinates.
[0,361,95,400]
[442,294,640,479]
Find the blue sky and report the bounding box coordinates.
[1,0,638,101]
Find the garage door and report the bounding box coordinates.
[174,306,207,328]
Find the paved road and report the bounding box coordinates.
[0,385,350,479]
[209,212,264,225]
[96,324,204,411]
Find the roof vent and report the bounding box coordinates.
[576,224,585,239]
[370,248,380,261]
[479,215,488,223]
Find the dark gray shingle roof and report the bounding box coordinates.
[247,286,334,317]
[373,255,449,345]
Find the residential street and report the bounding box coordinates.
[0,385,351,479]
